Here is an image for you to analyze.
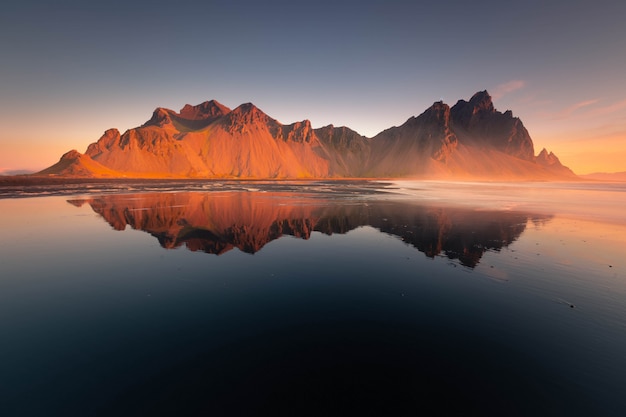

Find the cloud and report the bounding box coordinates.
[540,99,600,120]
[570,99,600,111]
[588,98,626,117]
[491,80,525,100]
[545,97,626,121]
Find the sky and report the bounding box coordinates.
[1,0,625,175]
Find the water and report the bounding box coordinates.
[0,180,625,416]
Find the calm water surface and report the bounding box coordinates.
[0,180,625,416]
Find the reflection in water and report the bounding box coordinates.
[3,191,625,416]
[69,192,551,268]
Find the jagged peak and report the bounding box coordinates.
[142,107,175,127]
[85,129,121,158]
[281,119,315,143]
[538,147,558,158]
[103,128,120,136]
[468,90,494,111]
[535,148,564,167]
[428,100,450,112]
[414,100,451,124]
[290,119,312,129]
[314,124,368,141]
[232,102,264,114]
[226,102,274,126]
[179,100,231,120]
[316,124,361,133]
[60,149,83,160]
[154,107,174,116]
[471,89,491,99]
[451,90,494,115]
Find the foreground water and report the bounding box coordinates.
[0,180,625,416]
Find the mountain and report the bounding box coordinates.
[39,91,577,180]
[534,148,578,178]
[69,191,551,267]
[580,171,626,181]
[0,169,36,176]
[38,149,121,177]
[80,101,333,178]
[365,91,576,179]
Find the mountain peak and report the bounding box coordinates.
[38,149,120,177]
[395,101,450,130]
[468,90,494,112]
[85,129,121,158]
[450,90,495,120]
[536,148,561,166]
[226,103,272,126]
[233,102,263,114]
[143,107,174,127]
[448,90,534,159]
[428,100,450,113]
[535,147,576,177]
[179,100,231,120]
[280,119,315,143]
[60,149,82,161]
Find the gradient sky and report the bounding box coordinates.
[1,0,625,174]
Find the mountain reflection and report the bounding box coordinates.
[69,191,551,268]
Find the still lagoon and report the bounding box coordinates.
[0,180,625,416]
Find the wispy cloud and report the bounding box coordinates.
[543,97,626,121]
[588,98,626,117]
[552,99,600,119]
[491,80,525,100]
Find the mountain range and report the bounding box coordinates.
[40,91,576,180]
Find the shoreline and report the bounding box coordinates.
[0,173,595,188]
[0,175,391,186]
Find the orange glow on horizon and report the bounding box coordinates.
[544,134,626,174]
[1,94,624,176]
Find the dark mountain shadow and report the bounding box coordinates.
[69,191,551,268]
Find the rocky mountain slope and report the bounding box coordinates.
[40,91,577,180]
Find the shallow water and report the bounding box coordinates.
[0,181,625,416]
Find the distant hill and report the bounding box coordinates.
[0,169,36,176]
[580,171,626,181]
[38,91,577,180]
[38,150,123,178]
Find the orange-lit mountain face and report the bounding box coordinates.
[41,91,577,180]
[69,192,551,267]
